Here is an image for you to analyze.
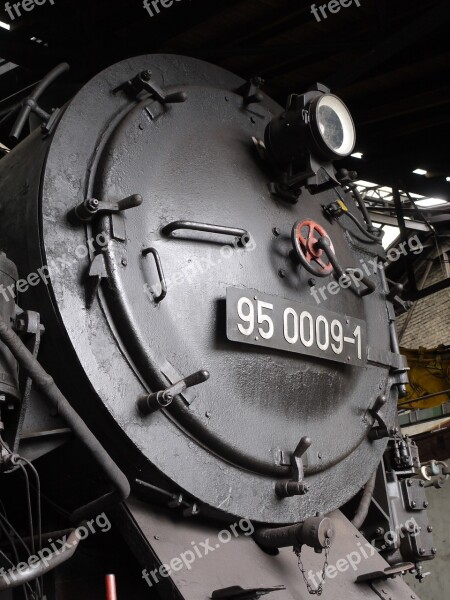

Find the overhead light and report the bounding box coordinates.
[446,177,450,182]
[413,168,427,176]
[380,226,400,249]
[0,20,11,31]
[415,198,447,207]
[351,152,363,159]
[355,180,377,188]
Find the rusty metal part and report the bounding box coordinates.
[105,574,118,600]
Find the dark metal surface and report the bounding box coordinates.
[0,54,401,524]
[116,498,421,600]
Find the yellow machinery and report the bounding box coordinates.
[399,345,450,410]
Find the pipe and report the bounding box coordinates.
[349,184,377,233]
[254,516,335,552]
[10,63,70,142]
[0,315,130,521]
[352,470,377,529]
[0,529,79,590]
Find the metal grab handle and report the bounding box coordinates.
[142,247,167,303]
[161,220,250,244]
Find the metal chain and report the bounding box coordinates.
[293,539,330,596]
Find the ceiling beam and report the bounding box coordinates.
[326,1,450,89]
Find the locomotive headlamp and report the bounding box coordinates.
[264,84,356,196]
[311,94,355,159]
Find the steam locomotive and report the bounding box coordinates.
[0,54,440,599]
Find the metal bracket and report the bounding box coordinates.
[211,586,285,600]
[368,395,399,441]
[356,563,414,584]
[85,253,108,309]
[113,70,187,105]
[236,76,265,106]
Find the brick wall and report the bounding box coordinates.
[396,262,450,349]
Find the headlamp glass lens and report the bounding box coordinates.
[316,95,355,156]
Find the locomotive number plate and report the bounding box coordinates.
[226,287,367,366]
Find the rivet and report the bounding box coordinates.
[423,501,429,508]
[205,411,211,418]
[250,117,256,124]
[278,269,287,278]
[121,257,128,267]
[272,227,280,236]
[427,525,433,532]
[431,547,437,555]
[308,278,316,287]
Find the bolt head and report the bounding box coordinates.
[411,501,416,508]
[423,501,429,508]
[142,70,152,81]
[308,278,317,287]
[272,227,280,236]
[407,479,413,486]
[278,269,287,278]
[419,548,425,555]
[87,198,99,211]
[427,525,433,533]
[431,547,437,555]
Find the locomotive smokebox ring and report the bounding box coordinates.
[291,219,334,277]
